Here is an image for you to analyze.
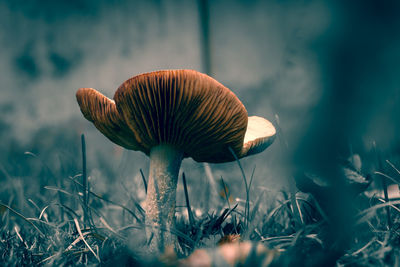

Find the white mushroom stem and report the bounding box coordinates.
[145,144,184,252]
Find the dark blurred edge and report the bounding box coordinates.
[291,0,400,266]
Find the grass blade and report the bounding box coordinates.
[0,201,45,236]
[99,217,126,240]
[182,172,195,227]
[81,134,89,228]
[44,186,73,196]
[228,147,250,230]
[220,177,231,209]
[374,171,400,185]
[140,169,147,194]
[68,176,142,223]
[373,142,392,229]
[386,160,400,176]
[73,218,100,262]
[356,200,400,224]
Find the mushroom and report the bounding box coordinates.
[76,69,276,252]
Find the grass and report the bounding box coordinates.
[1,132,400,266]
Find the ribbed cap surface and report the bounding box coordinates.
[76,69,276,163]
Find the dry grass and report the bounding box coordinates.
[1,132,400,266]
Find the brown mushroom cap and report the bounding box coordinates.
[76,88,144,151]
[76,69,275,163]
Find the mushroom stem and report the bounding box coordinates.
[145,144,184,252]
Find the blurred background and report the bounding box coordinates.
[1,0,399,211]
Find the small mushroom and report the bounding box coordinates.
[76,70,276,252]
